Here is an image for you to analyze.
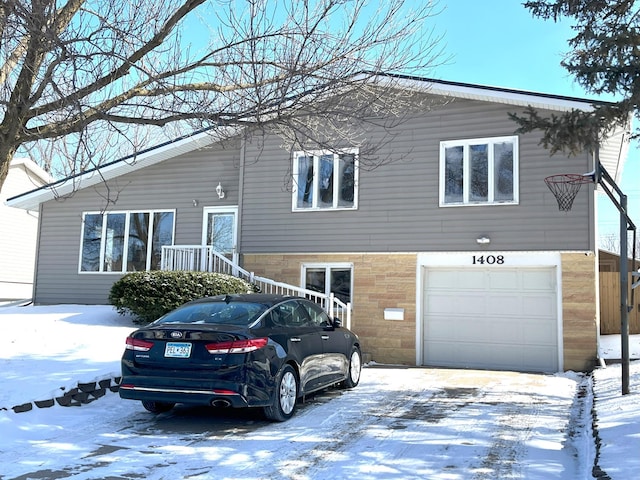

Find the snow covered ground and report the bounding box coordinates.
[0,304,638,479]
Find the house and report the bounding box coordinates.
[6,75,630,373]
[0,157,51,301]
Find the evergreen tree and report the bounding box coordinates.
[511,0,639,154]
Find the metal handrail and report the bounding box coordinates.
[160,245,351,328]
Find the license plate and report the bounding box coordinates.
[164,342,192,358]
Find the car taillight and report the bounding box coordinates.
[205,337,268,354]
[125,337,154,352]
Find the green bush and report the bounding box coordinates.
[109,270,258,324]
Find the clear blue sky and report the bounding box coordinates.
[433,1,638,243]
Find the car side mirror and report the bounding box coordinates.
[332,317,342,328]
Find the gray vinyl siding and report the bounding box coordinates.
[34,141,241,304]
[240,97,595,254]
[32,96,597,304]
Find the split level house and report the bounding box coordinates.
[6,75,630,373]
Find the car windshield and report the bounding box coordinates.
[155,302,266,326]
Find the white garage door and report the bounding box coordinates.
[422,266,558,373]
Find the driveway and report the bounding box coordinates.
[1,366,590,480]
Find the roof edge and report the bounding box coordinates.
[6,127,237,210]
[367,72,612,110]
[6,74,620,211]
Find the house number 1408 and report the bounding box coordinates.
[472,255,504,265]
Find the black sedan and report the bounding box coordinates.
[119,294,362,421]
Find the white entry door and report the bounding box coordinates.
[202,207,238,264]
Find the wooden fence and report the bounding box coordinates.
[599,272,640,334]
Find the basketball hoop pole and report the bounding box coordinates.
[594,156,637,395]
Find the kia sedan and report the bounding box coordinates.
[119,294,361,421]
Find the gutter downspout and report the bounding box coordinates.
[236,135,246,268]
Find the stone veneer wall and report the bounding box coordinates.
[241,253,418,365]
[561,252,599,372]
[242,252,599,371]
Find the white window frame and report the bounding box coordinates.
[301,262,354,304]
[292,148,359,211]
[78,209,176,274]
[439,135,519,207]
[201,206,239,264]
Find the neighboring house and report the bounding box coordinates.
[6,76,630,373]
[0,158,51,301]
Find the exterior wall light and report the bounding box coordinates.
[476,236,491,245]
[216,182,225,199]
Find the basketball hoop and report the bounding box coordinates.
[544,174,594,212]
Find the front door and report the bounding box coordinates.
[202,207,238,264]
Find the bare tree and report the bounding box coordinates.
[599,234,620,254]
[0,0,445,192]
[599,232,640,259]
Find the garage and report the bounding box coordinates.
[422,266,559,373]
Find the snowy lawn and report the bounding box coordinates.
[0,304,638,479]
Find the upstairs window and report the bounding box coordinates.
[440,136,518,206]
[293,149,358,211]
[80,210,175,273]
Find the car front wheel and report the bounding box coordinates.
[264,364,298,422]
[141,400,175,414]
[342,347,362,389]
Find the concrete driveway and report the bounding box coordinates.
[1,366,590,480]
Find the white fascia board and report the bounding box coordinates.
[6,127,238,211]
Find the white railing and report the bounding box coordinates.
[161,245,352,328]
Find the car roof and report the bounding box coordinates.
[186,293,300,307]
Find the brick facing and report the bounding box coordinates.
[242,251,598,371]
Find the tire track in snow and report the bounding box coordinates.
[261,381,485,479]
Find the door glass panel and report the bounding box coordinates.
[206,212,235,259]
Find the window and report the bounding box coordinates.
[292,149,358,211]
[79,210,175,273]
[302,263,353,305]
[440,136,518,206]
[300,300,333,328]
[271,301,313,328]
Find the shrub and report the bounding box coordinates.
[109,270,258,324]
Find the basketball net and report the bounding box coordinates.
[544,174,594,212]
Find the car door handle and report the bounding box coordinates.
[321,335,329,340]
[290,337,301,342]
